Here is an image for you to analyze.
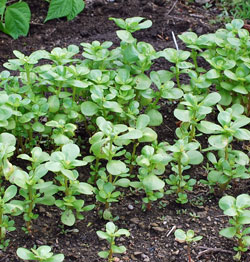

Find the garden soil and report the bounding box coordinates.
[0,0,250,262]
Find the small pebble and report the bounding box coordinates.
[128,204,134,210]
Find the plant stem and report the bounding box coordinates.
[24,64,31,86]
[247,93,250,116]
[191,50,198,72]
[105,202,110,210]
[20,136,25,153]
[151,93,161,109]
[146,201,152,211]
[57,82,63,97]
[189,124,195,142]
[177,157,183,193]
[82,115,91,137]
[26,185,34,233]
[28,129,33,143]
[108,139,113,183]
[64,177,69,196]
[108,238,114,262]
[187,244,191,262]
[175,66,181,89]
[94,158,100,183]
[129,142,138,174]
[225,144,228,161]
[72,87,76,102]
[0,206,3,240]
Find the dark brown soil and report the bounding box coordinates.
[0,1,249,262]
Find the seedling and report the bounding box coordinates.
[174,92,221,141]
[97,222,130,262]
[158,48,194,89]
[109,17,152,33]
[125,114,157,174]
[203,149,249,194]
[132,144,171,210]
[165,138,203,204]
[45,143,94,226]
[45,119,77,147]
[0,185,22,249]
[198,105,250,155]
[17,245,64,262]
[175,229,203,262]
[219,194,250,261]
[12,147,57,233]
[0,132,16,184]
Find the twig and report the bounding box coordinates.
[189,13,204,18]
[166,0,178,16]
[196,246,234,259]
[166,225,176,237]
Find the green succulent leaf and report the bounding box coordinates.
[219,227,236,238]
[98,251,109,258]
[147,109,163,126]
[107,160,126,176]
[219,196,236,216]
[61,209,75,226]
[174,229,186,243]
[17,248,36,260]
[142,174,165,191]
[112,245,126,254]
[236,194,250,209]
[3,185,17,203]
[81,101,99,116]
[106,221,116,234]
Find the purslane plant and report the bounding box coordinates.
[198,105,250,154]
[0,16,249,259]
[165,138,203,204]
[0,132,16,184]
[179,19,250,115]
[158,48,194,90]
[174,92,221,141]
[97,221,130,262]
[89,116,142,218]
[0,185,22,249]
[125,114,157,174]
[17,245,64,262]
[132,143,171,210]
[45,143,94,226]
[219,194,250,261]
[175,228,203,262]
[11,147,57,233]
[203,149,249,194]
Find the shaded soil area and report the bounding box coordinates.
[0,1,249,262]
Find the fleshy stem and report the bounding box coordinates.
[175,66,181,89]
[189,123,196,142]
[187,243,191,262]
[191,50,198,72]
[177,155,183,193]
[108,138,114,183]
[26,185,34,233]
[64,176,69,196]
[108,236,114,262]
[0,205,3,240]
[129,142,139,174]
